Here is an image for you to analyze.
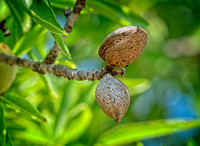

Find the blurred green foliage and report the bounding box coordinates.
[0,0,200,145]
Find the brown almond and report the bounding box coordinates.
[99,26,147,68]
[95,73,130,123]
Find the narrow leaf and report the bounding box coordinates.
[5,0,31,32]
[10,117,51,144]
[95,119,200,146]
[56,60,76,69]
[4,14,23,49]
[51,33,71,59]
[13,25,46,56]
[62,103,93,144]
[49,0,148,27]
[0,103,6,145]
[81,81,98,106]
[40,74,59,99]
[1,93,46,122]
[55,81,82,135]
[11,130,50,145]
[17,0,67,35]
[88,0,148,27]
[0,0,10,21]
[118,78,151,95]
[49,0,75,8]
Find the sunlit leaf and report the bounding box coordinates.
[49,0,148,27]
[4,14,23,49]
[42,0,51,7]
[13,25,46,56]
[95,119,200,146]
[40,74,59,99]
[0,31,4,42]
[17,0,67,35]
[5,115,51,144]
[0,0,10,21]
[88,0,148,27]
[62,103,93,144]
[49,0,75,8]
[5,0,31,33]
[118,78,151,95]
[1,93,46,122]
[56,60,76,69]
[81,81,98,106]
[11,130,50,145]
[6,120,26,131]
[55,81,82,135]
[0,103,6,145]
[29,46,44,61]
[51,33,71,59]
[9,112,53,144]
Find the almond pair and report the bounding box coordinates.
[96,26,147,122]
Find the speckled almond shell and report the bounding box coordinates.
[95,74,130,123]
[99,26,147,68]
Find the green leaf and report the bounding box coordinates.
[49,0,148,27]
[29,45,44,61]
[42,0,51,7]
[81,81,98,106]
[17,0,67,35]
[55,81,82,136]
[95,119,200,146]
[0,103,6,146]
[0,31,4,43]
[49,0,75,8]
[62,103,93,144]
[4,14,23,49]
[40,74,59,99]
[9,114,51,144]
[13,25,46,56]
[1,93,46,122]
[0,0,10,21]
[5,0,31,33]
[51,33,71,59]
[11,130,50,145]
[56,60,76,69]
[6,121,26,131]
[0,103,13,146]
[88,0,148,27]
[118,78,151,96]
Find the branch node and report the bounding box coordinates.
[43,0,86,64]
[0,20,11,37]
[112,68,125,77]
[64,8,72,17]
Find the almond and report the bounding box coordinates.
[99,26,147,68]
[95,73,130,123]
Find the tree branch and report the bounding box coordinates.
[0,54,124,81]
[43,0,86,64]
[0,0,125,81]
[64,0,86,33]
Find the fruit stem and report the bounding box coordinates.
[105,65,125,76]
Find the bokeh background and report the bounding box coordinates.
[0,0,200,145]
